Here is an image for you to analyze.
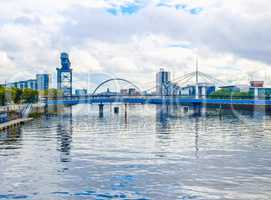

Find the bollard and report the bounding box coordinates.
[124,104,127,115]
[219,104,223,119]
[124,104,128,121]
[183,106,189,113]
[114,107,119,114]
[193,103,202,117]
[99,103,104,117]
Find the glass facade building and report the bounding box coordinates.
[75,89,87,96]
[27,79,38,90]
[156,68,171,96]
[2,74,49,91]
[36,74,50,91]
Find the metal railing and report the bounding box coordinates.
[41,94,271,101]
[21,104,33,118]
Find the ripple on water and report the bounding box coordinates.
[1,104,271,200]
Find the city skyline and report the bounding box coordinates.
[0,0,271,89]
[1,2,271,199]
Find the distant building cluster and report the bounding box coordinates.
[155,68,215,97]
[2,52,271,99]
[1,74,50,91]
[180,83,215,97]
[120,88,140,96]
[221,81,271,98]
[75,89,87,96]
[154,68,271,98]
[155,68,184,96]
[93,87,141,96]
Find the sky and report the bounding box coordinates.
[0,0,270,91]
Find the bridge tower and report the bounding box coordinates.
[56,52,73,97]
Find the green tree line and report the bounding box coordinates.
[0,87,65,106]
[208,89,254,99]
[38,89,64,99]
[0,87,39,106]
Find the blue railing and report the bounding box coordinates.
[44,95,271,106]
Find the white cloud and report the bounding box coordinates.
[0,0,270,91]
[70,48,103,73]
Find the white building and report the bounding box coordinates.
[180,83,216,98]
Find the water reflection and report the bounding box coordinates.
[56,106,73,162]
[194,117,200,158]
[156,104,170,130]
[155,104,202,158]
[1,104,271,200]
[0,128,22,149]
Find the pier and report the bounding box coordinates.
[0,118,33,131]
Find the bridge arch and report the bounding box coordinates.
[92,78,141,95]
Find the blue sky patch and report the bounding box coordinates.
[106,1,146,16]
[190,8,203,15]
[167,42,191,49]
[175,4,187,10]
[157,3,171,8]
[120,3,142,15]
[156,1,203,15]
[106,8,118,16]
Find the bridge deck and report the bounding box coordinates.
[46,97,271,106]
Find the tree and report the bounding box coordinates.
[22,88,38,103]
[232,91,253,99]
[0,87,6,106]
[209,89,232,99]
[12,88,23,104]
[209,89,253,99]
[39,89,63,99]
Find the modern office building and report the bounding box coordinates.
[129,88,141,96]
[57,52,73,96]
[219,81,271,98]
[155,68,182,96]
[75,89,87,96]
[26,79,38,90]
[98,88,118,96]
[120,89,128,95]
[36,74,50,91]
[120,88,140,96]
[180,83,215,98]
[248,81,271,98]
[250,87,271,98]
[156,68,171,96]
[167,83,181,96]
[17,81,27,89]
[5,80,37,90]
[1,74,50,91]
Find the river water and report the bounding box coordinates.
[0,104,271,200]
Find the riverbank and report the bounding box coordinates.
[0,118,33,131]
[0,103,46,132]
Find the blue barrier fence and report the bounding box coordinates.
[46,97,271,106]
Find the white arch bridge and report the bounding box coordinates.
[91,78,141,96]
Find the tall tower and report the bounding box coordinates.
[156,68,171,96]
[57,52,72,96]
